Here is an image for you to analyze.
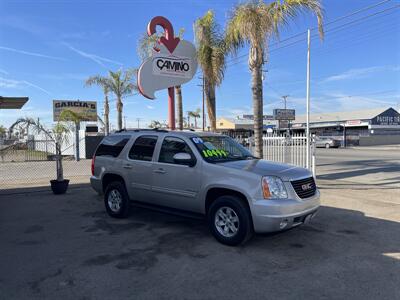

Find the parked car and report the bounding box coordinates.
[315,136,341,148]
[91,129,320,246]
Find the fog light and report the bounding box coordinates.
[279,219,289,229]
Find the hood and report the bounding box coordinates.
[219,159,312,181]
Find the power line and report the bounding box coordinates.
[222,0,395,67]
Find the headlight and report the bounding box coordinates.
[262,176,288,199]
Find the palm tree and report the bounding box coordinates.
[86,69,137,131]
[10,117,70,182]
[0,125,6,138]
[175,85,184,130]
[189,108,201,128]
[226,0,323,158]
[85,76,110,135]
[138,30,185,130]
[58,109,88,161]
[149,120,161,129]
[194,10,226,132]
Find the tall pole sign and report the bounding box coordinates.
[138,16,198,130]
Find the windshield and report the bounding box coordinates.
[191,135,255,163]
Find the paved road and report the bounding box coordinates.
[0,147,399,299]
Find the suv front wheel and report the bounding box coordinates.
[207,195,253,246]
[104,181,130,218]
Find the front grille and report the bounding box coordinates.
[291,177,316,199]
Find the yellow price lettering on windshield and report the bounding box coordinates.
[202,149,228,158]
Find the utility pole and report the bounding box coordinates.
[306,29,311,169]
[282,95,289,110]
[123,116,127,129]
[197,76,205,131]
[282,95,290,136]
[136,118,141,129]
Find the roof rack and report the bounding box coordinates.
[114,128,168,133]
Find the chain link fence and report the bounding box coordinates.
[0,138,92,190]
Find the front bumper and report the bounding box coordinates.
[250,190,320,233]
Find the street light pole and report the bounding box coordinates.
[306,29,311,169]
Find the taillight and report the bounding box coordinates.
[91,155,95,176]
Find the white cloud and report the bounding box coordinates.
[146,105,154,110]
[0,68,8,75]
[323,65,399,82]
[0,46,65,61]
[63,43,123,67]
[0,77,52,95]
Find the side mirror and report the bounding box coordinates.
[173,152,195,167]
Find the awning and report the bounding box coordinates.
[0,96,29,109]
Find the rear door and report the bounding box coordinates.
[124,135,158,202]
[151,136,202,212]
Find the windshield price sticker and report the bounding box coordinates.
[202,149,228,158]
[192,137,203,144]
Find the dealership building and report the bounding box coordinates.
[217,107,400,146]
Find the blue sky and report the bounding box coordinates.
[0,0,399,129]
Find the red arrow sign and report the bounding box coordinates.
[147,16,180,54]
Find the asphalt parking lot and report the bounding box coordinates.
[0,147,399,299]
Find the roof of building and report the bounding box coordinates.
[218,117,277,125]
[293,107,398,124]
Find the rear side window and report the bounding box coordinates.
[95,135,130,157]
[128,135,158,161]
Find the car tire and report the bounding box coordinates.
[104,181,130,218]
[207,195,253,246]
[325,143,330,149]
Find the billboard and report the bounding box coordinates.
[243,114,274,120]
[53,100,97,122]
[273,109,295,120]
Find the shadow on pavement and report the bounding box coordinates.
[0,185,399,299]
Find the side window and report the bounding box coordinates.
[159,137,194,164]
[95,135,130,157]
[128,135,158,161]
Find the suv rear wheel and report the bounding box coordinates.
[207,195,253,246]
[104,181,130,218]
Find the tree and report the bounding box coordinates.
[0,125,6,138]
[58,109,88,161]
[86,69,137,131]
[194,10,226,132]
[226,0,323,158]
[149,120,162,129]
[189,108,201,128]
[85,76,110,135]
[10,118,71,181]
[138,29,185,130]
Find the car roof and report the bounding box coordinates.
[111,129,225,139]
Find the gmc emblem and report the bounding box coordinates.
[301,183,312,191]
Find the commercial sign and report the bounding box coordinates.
[371,108,400,126]
[243,114,274,121]
[53,100,97,122]
[273,109,295,120]
[137,17,198,100]
[137,16,198,130]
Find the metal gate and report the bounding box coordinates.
[239,133,316,176]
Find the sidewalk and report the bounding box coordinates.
[348,144,400,151]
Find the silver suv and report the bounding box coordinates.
[90,129,320,246]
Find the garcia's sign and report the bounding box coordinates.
[53,100,97,122]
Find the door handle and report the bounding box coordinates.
[154,168,166,174]
[123,164,132,169]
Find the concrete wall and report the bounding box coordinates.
[359,135,400,146]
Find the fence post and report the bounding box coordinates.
[312,134,316,177]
